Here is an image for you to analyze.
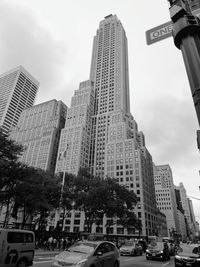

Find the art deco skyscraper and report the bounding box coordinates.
[55,15,158,236]
[90,14,130,176]
[0,66,39,134]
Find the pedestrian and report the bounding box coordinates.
[48,236,53,251]
[53,238,57,250]
[63,237,67,250]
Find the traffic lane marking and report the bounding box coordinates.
[120,255,172,266]
[36,257,54,260]
[33,260,53,264]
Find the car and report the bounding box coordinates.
[0,228,35,267]
[174,244,200,266]
[52,240,120,267]
[119,241,143,256]
[146,241,170,261]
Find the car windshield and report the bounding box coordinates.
[68,242,97,254]
[148,242,163,249]
[124,241,135,246]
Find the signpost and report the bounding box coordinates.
[146,1,200,150]
[146,8,200,45]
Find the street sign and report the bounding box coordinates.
[146,21,173,45]
[146,8,200,45]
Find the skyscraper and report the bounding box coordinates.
[56,80,94,175]
[90,14,130,176]
[176,183,197,239]
[55,15,158,236]
[0,66,39,134]
[10,99,67,173]
[90,14,157,236]
[154,165,179,236]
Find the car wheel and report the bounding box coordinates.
[146,255,150,260]
[17,259,27,267]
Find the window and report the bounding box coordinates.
[7,232,34,243]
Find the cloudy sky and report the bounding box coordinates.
[1,0,200,223]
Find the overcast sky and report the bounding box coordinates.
[1,0,200,224]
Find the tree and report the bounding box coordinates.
[58,172,76,231]
[13,167,61,229]
[74,168,104,232]
[0,129,26,226]
[73,169,139,234]
[0,128,24,189]
[100,178,138,234]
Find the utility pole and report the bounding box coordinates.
[168,0,200,149]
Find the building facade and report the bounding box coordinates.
[55,80,94,175]
[54,15,158,237]
[0,66,39,134]
[175,186,187,241]
[176,183,196,240]
[10,99,67,173]
[156,209,168,238]
[154,165,179,236]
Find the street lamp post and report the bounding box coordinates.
[168,0,200,148]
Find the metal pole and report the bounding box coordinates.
[168,0,200,147]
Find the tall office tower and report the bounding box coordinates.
[90,14,130,177]
[10,99,67,173]
[89,14,157,236]
[54,15,157,236]
[55,80,94,175]
[0,66,39,134]
[174,187,187,241]
[154,165,179,236]
[176,183,195,239]
[188,198,197,238]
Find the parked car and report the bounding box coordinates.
[146,241,170,261]
[174,244,200,266]
[52,240,120,267]
[120,241,143,256]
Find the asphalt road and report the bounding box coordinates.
[33,251,175,267]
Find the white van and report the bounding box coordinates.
[0,229,35,267]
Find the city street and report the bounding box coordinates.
[33,251,175,267]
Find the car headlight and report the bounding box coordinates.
[160,250,163,253]
[76,259,87,266]
[175,255,182,260]
[196,258,200,261]
[146,249,150,253]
